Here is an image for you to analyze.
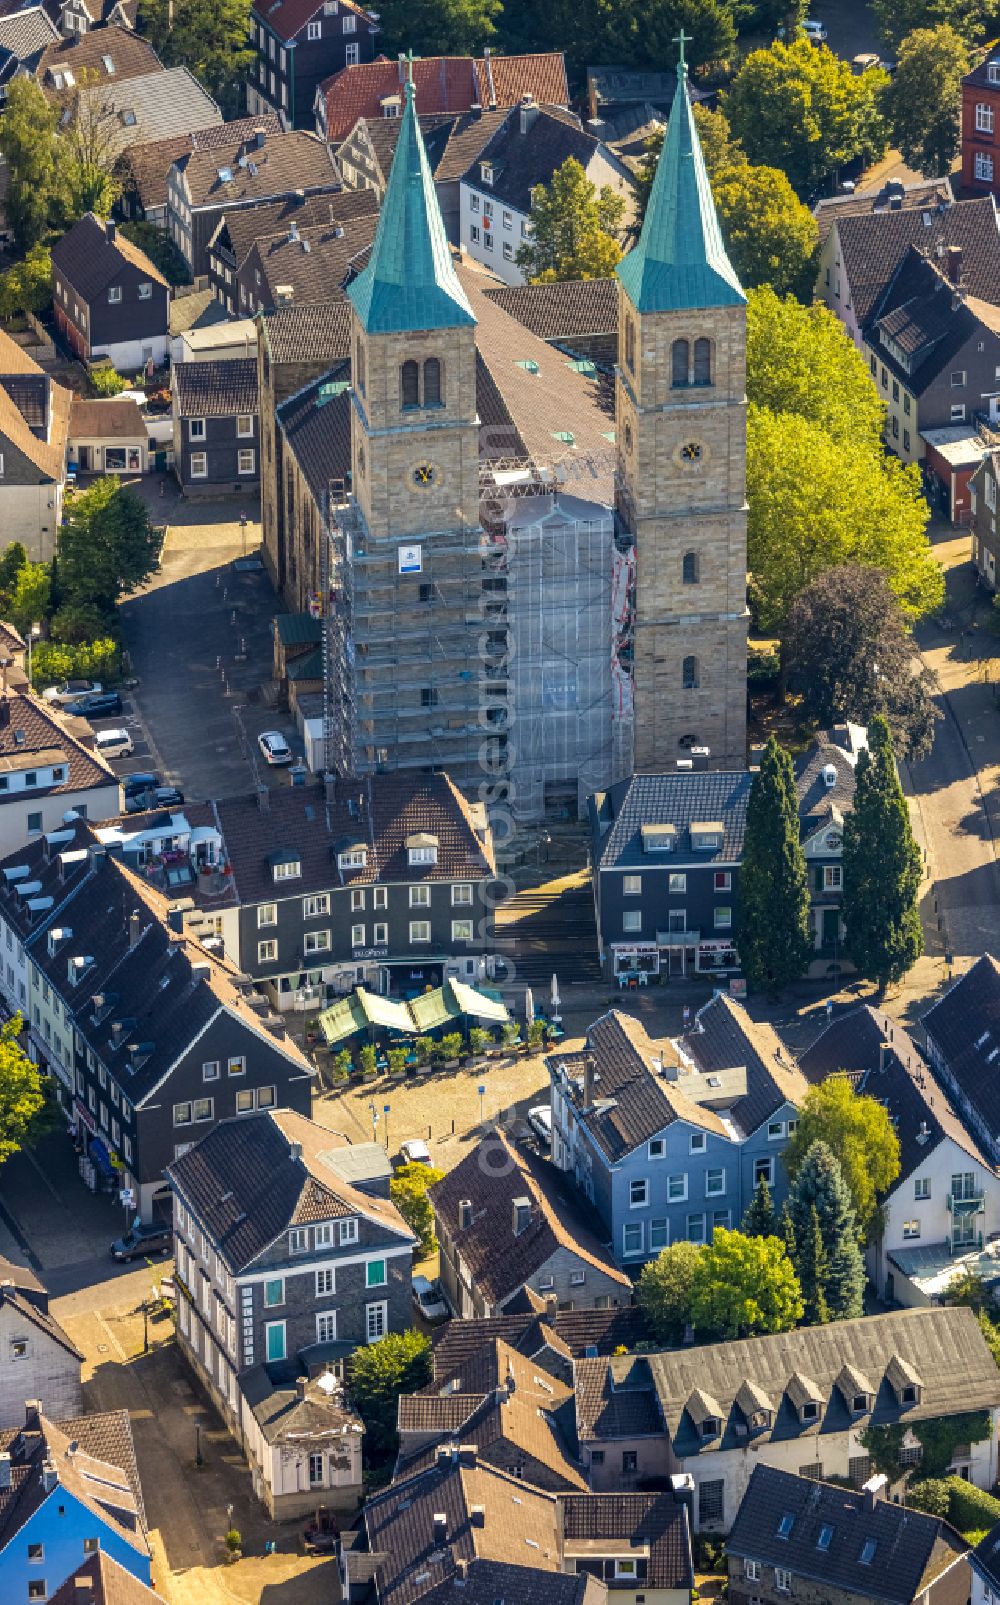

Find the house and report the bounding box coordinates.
[247,0,378,131]
[207,188,378,316]
[336,110,459,212]
[0,1402,151,1599]
[51,214,169,372]
[459,100,635,287]
[727,1464,970,1605]
[925,955,1000,1163]
[51,1553,167,1605]
[962,52,1000,199]
[56,0,138,38]
[548,1003,807,1266]
[0,330,71,561]
[69,64,220,157]
[315,48,570,143]
[793,724,867,975]
[574,1305,1000,1526]
[798,1004,1000,1306]
[167,125,343,277]
[0,6,60,103]
[0,668,118,857]
[0,1257,82,1424]
[972,1519,1000,1605]
[167,1106,413,1512]
[118,113,279,229]
[171,359,258,495]
[68,396,148,476]
[36,23,161,97]
[426,1302,654,1388]
[862,243,999,492]
[0,814,316,1219]
[428,1129,633,1319]
[971,447,1000,589]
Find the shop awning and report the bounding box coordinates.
[409,988,454,1033]
[318,994,368,1046]
[448,979,508,1023]
[357,989,413,1033]
[322,980,511,1041]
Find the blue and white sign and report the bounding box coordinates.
[398,544,422,574]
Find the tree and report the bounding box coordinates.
[785,1139,865,1319]
[742,1176,778,1237]
[58,70,122,223]
[724,39,888,196]
[735,735,812,994]
[888,26,968,177]
[57,478,160,612]
[842,714,924,989]
[689,1228,803,1339]
[872,0,989,52]
[786,1077,901,1240]
[348,1329,432,1463]
[0,1015,45,1165]
[120,222,191,287]
[0,79,62,252]
[366,0,499,55]
[635,1240,703,1344]
[0,544,27,618]
[0,246,53,320]
[713,163,819,297]
[795,1202,830,1324]
[747,288,885,449]
[389,1162,445,1255]
[90,368,128,398]
[139,0,255,115]
[9,563,51,638]
[497,0,735,75]
[516,158,625,283]
[748,406,944,631]
[784,565,941,760]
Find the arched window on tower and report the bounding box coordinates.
[401,360,420,409]
[671,338,690,388]
[693,337,712,386]
[355,336,366,396]
[625,317,635,372]
[682,655,699,690]
[423,357,442,406]
[682,551,699,585]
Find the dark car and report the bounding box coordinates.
[124,785,184,815]
[111,1220,172,1261]
[122,771,159,799]
[64,691,123,720]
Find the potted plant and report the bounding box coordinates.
[387,1047,407,1078]
[331,1048,352,1084]
[527,1019,546,1050]
[359,1044,377,1079]
[224,1528,242,1564]
[440,1032,463,1068]
[501,1021,521,1052]
[305,1017,319,1045]
[468,1026,489,1063]
[414,1035,433,1066]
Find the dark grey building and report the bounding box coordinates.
[171,359,259,495]
[247,0,379,131]
[206,188,378,316]
[51,213,169,371]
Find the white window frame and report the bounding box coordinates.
[304,929,331,955]
[316,1310,337,1342]
[667,1173,687,1202]
[188,417,206,440]
[629,1178,649,1208]
[451,920,474,941]
[409,920,431,942]
[237,449,256,476]
[365,1300,387,1342]
[689,1131,706,1154]
[190,451,207,479]
[236,414,254,437]
[258,939,278,962]
[623,874,642,896]
[705,1167,725,1197]
[307,18,321,36]
[108,285,122,304]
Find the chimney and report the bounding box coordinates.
[432,1512,448,1544]
[41,1459,58,1493]
[254,127,266,149]
[519,94,537,136]
[129,909,142,949]
[289,1142,302,1162]
[458,1444,477,1467]
[862,1473,888,1511]
[947,244,963,285]
[879,1042,891,1073]
[458,1198,472,1230]
[669,1472,695,1516]
[296,1376,308,1400]
[0,1452,10,1489]
[512,1196,531,1237]
[583,1053,596,1109]
[916,1120,931,1144]
[398,51,406,83]
[483,43,496,108]
[469,1504,485,1528]
[24,1400,41,1433]
[190,962,211,984]
[106,219,116,243]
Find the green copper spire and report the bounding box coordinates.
[616,41,745,313]
[347,71,474,334]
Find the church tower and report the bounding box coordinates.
[345,74,485,781]
[615,44,748,771]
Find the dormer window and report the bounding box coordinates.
[480,163,494,185]
[901,1385,917,1404]
[701,1417,719,1438]
[339,848,367,870]
[989,61,1000,83]
[801,1401,819,1422]
[406,832,438,866]
[852,1393,869,1414]
[272,857,301,881]
[777,1513,795,1540]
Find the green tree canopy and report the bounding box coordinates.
[635,1239,703,1344]
[742,1176,778,1237]
[139,0,255,114]
[497,0,735,75]
[58,70,122,224]
[746,287,885,448]
[0,1015,46,1165]
[0,246,53,320]
[785,1139,865,1319]
[724,38,888,196]
[9,563,51,638]
[348,1329,432,1464]
[516,158,625,283]
[888,25,968,177]
[120,222,191,287]
[784,564,941,760]
[713,163,818,296]
[748,404,943,631]
[785,1074,902,1238]
[843,714,924,989]
[736,735,812,993]
[689,1228,803,1339]
[376,0,499,54]
[0,79,62,252]
[389,1162,445,1256]
[57,478,160,612]
[872,0,989,52]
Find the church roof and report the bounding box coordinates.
[347,76,474,335]
[616,57,744,314]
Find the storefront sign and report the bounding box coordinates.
[353,947,389,961]
[611,943,658,957]
[74,1096,96,1135]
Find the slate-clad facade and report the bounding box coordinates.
[51,213,169,371]
[171,359,259,495]
[247,0,378,130]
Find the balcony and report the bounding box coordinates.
[947,1191,985,1213]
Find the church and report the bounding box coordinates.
[259,47,749,819]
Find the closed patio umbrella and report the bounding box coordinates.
[550,973,561,1025]
[525,987,535,1027]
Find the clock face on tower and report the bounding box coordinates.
[412,462,440,489]
[675,440,708,467]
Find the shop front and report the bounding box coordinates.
[695,937,740,975]
[611,942,659,980]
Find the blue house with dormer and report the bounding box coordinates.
[547,996,809,1266]
[0,1402,151,1603]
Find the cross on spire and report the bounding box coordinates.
[673,28,691,71]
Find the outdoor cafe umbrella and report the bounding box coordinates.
[525,987,535,1027]
[550,973,561,1025]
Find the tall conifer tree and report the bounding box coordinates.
[736,735,811,992]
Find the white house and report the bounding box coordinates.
[0,1260,82,1426]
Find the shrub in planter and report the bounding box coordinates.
[527,1019,546,1049]
[224,1528,242,1563]
[468,1027,489,1057]
[414,1036,434,1065]
[334,1049,353,1077]
[388,1047,408,1075]
[359,1044,377,1077]
[501,1022,521,1049]
[440,1032,464,1062]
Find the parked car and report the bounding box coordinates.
[400,1138,432,1166]
[95,728,134,760]
[111,1220,172,1260]
[852,52,880,72]
[43,678,103,705]
[63,691,123,720]
[258,730,293,765]
[527,1104,552,1145]
[412,1274,449,1323]
[804,18,827,40]
[124,785,184,814]
[122,770,159,798]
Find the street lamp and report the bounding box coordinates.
[27,623,40,686]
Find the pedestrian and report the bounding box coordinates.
[682,1004,691,1030]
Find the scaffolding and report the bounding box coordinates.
[322,479,359,780]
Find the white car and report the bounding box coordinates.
[412,1275,449,1323]
[43,679,102,705]
[400,1138,432,1166]
[258,730,293,765]
[94,728,134,760]
[803,19,827,41]
[528,1104,552,1145]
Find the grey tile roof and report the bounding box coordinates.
[122,113,281,212]
[215,186,377,271]
[79,65,220,153]
[574,1354,663,1440]
[166,1107,412,1274]
[682,993,809,1137]
[179,129,338,208]
[483,279,618,340]
[250,209,377,308]
[813,177,953,244]
[260,299,352,364]
[973,1520,1000,1593]
[241,1363,363,1445]
[0,3,55,56]
[561,1492,694,1590]
[277,363,352,508]
[465,108,608,214]
[837,193,1000,330]
[592,770,752,871]
[867,247,993,395]
[173,358,257,418]
[794,726,865,835]
[49,1551,168,1605]
[51,212,168,300]
[0,1281,83,1362]
[578,1306,1000,1456]
[0,1408,146,1553]
[0,682,116,799]
[924,955,1000,1138]
[428,1306,653,1379]
[728,1464,969,1603]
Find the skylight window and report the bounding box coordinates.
[817,1526,833,1552]
[777,1514,795,1540]
[860,1539,877,1565]
[218,166,233,182]
[120,108,136,126]
[552,430,575,445]
[515,358,539,374]
[103,54,115,72]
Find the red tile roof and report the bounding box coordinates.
[251,0,373,44]
[319,52,568,141]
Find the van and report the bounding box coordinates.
[95,728,133,760]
